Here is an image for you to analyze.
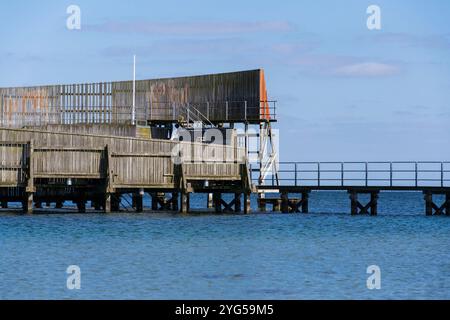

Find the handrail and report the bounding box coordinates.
[148,100,277,122]
[253,161,450,188]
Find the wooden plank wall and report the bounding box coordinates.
[25,124,140,138]
[33,148,104,179]
[112,154,174,188]
[182,163,242,180]
[0,127,246,189]
[0,70,264,127]
[0,142,28,186]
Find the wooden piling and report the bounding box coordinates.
[181,192,190,214]
[273,199,281,212]
[213,193,222,213]
[171,192,179,211]
[258,194,266,212]
[23,193,33,214]
[77,200,86,213]
[234,193,242,213]
[446,193,450,216]
[350,192,358,216]
[244,193,251,214]
[104,194,112,213]
[302,192,309,213]
[424,192,433,216]
[281,192,289,213]
[207,193,213,209]
[134,192,143,213]
[111,193,121,212]
[151,193,158,210]
[370,192,379,216]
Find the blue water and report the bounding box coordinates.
[1,191,450,300]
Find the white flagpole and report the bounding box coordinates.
[132,55,136,125]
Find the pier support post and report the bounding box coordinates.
[104,194,112,213]
[172,192,179,211]
[150,192,179,211]
[349,191,379,215]
[131,194,137,209]
[350,192,358,215]
[370,192,379,216]
[258,194,267,212]
[281,192,289,213]
[301,192,309,213]
[151,193,158,210]
[93,200,101,211]
[133,191,144,213]
[181,192,190,214]
[111,193,121,212]
[77,200,86,213]
[424,192,433,216]
[244,193,251,214]
[446,193,450,216]
[55,200,63,209]
[213,193,222,213]
[207,193,214,209]
[23,193,33,214]
[423,191,449,216]
[234,193,242,213]
[273,199,281,212]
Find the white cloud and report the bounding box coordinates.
[332,62,400,77]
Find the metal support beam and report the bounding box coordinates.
[349,191,379,216]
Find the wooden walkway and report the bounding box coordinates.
[255,162,450,216]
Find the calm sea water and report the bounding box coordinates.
[1,191,450,300]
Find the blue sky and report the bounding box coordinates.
[0,0,449,161]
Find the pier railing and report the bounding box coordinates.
[144,101,277,124]
[0,127,247,191]
[254,161,450,188]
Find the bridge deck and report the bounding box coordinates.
[255,161,450,191]
[253,162,450,215]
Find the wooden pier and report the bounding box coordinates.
[1,69,448,216]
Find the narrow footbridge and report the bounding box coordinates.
[255,162,450,216]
